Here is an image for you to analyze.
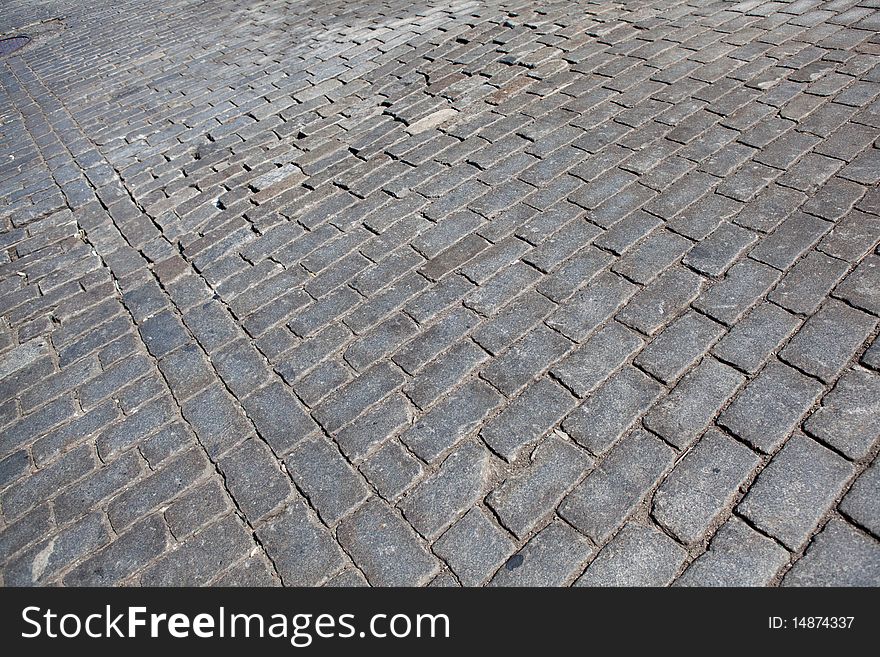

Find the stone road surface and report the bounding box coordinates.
[1,0,879,587]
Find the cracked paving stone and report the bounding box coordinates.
[675,517,790,587]
[489,520,594,587]
[337,497,439,587]
[560,430,676,543]
[575,523,688,587]
[738,435,854,551]
[783,519,880,587]
[804,369,880,460]
[653,430,760,544]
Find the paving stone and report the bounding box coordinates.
[712,302,802,374]
[63,515,170,586]
[719,362,823,453]
[481,325,572,397]
[181,384,252,457]
[138,310,190,358]
[780,300,876,383]
[164,479,231,538]
[818,210,880,262]
[535,246,614,303]
[739,435,854,550]
[611,230,692,284]
[835,254,880,315]
[575,523,688,587]
[337,497,439,586]
[141,514,252,586]
[635,311,725,383]
[489,520,594,587]
[769,251,850,315]
[157,344,214,401]
[805,369,880,460]
[433,508,515,586]
[53,451,143,524]
[732,184,805,232]
[401,441,490,540]
[218,438,291,520]
[257,499,346,586]
[1,445,95,519]
[675,517,790,587]
[681,222,758,277]
[482,378,577,462]
[693,259,781,325]
[783,518,880,587]
[551,322,644,397]
[312,362,403,434]
[616,267,705,336]
[654,430,760,544]
[286,436,370,525]
[546,272,638,342]
[4,512,110,586]
[244,381,317,455]
[840,461,880,536]
[563,367,664,455]
[360,440,423,501]
[336,394,411,461]
[392,308,480,374]
[560,430,676,543]
[107,447,210,530]
[214,555,279,587]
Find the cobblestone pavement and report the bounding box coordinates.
[1,0,879,587]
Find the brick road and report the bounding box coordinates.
[1,0,878,587]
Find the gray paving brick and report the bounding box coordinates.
[840,461,880,537]
[552,322,643,397]
[286,436,369,525]
[338,497,439,586]
[783,518,880,587]
[141,514,252,586]
[611,230,692,285]
[546,272,638,342]
[693,259,781,325]
[563,367,663,455]
[393,308,479,374]
[675,517,789,587]
[636,311,725,383]
[401,379,503,462]
[732,184,805,233]
[360,440,423,501]
[560,430,676,543]
[433,508,515,586]
[164,479,231,538]
[312,362,403,434]
[344,313,418,372]
[489,520,594,587]
[805,369,880,460]
[834,254,880,315]
[712,302,802,374]
[739,435,853,550]
[575,523,688,587]
[617,267,705,336]
[257,499,345,586]
[53,451,143,525]
[780,300,876,382]
[654,429,760,544]
[481,325,572,397]
[63,514,169,586]
[107,447,210,530]
[4,512,109,586]
[0,504,52,563]
[770,251,850,315]
[2,444,95,519]
[218,438,291,520]
[401,441,491,540]
[818,210,880,263]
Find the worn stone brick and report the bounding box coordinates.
[653,430,760,544]
[780,300,876,383]
[434,508,515,586]
[552,322,644,397]
[840,461,880,537]
[712,302,801,374]
[489,520,593,587]
[218,439,291,520]
[635,311,725,383]
[2,444,95,519]
[805,369,880,460]
[257,499,346,586]
[360,440,423,501]
[675,517,789,586]
[286,436,369,525]
[181,384,252,457]
[783,518,880,587]
[693,259,780,325]
[563,367,663,455]
[560,430,676,543]
[337,498,439,586]
[738,435,853,550]
[401,441,490,539]
[575,523,688,587]
[164,479,231,538]
[313,362,404,434]
[63,514,170,586]
[488,436,593,539]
